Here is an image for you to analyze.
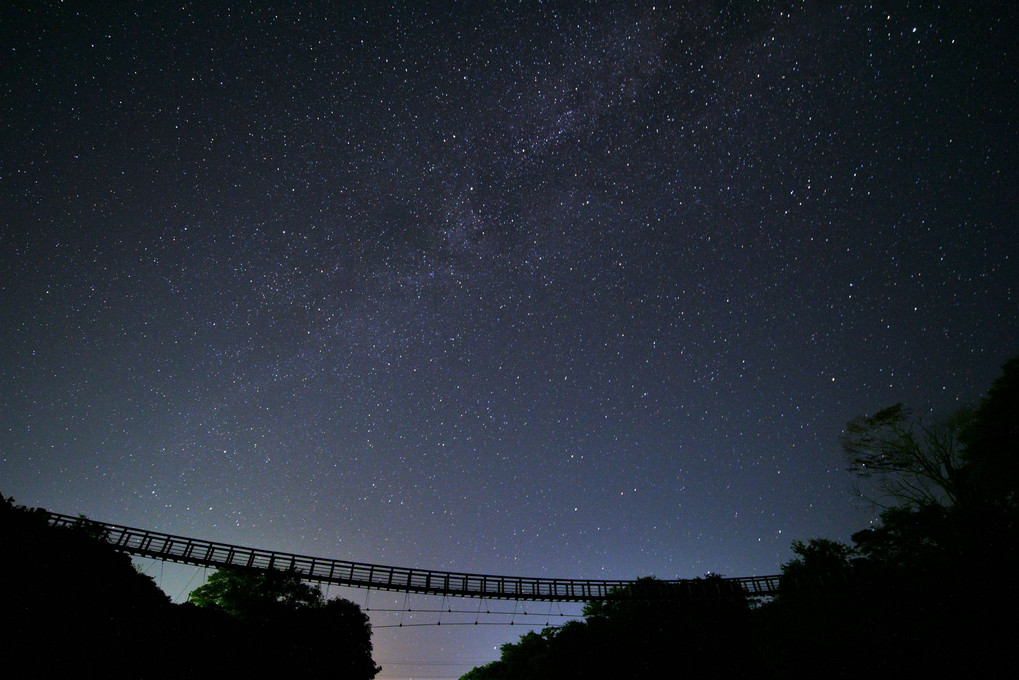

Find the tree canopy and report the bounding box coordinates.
[1,497,380,679]
[188,566,324,620]
[957,355,1019,513]
[839,402,965,508]
[461,576,756,680]
[188,566,380,678]
[461,354,1019,680]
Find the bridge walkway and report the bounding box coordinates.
[46,512,781,602]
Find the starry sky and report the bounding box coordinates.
[2,1,1017,677]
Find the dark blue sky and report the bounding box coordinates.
[3,2,1016,677]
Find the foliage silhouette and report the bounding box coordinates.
[0,496,380,679]
[188,565,381,678]
[188,566,325,620]
[461,576,756,680]
[462,354,1019,680]
[758,354,1019,679]
[840,403,965,508]
[957,355,1019,514]
[1,496,173,677]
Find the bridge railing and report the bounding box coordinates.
[45,512,781,601]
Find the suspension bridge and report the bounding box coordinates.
[46,511,781,602]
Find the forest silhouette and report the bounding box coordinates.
[2,356,1015,679]
[0,499,380,679]
[461,355,1019,679]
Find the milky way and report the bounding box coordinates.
[3,2,1016,677]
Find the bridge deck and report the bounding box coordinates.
[46,512,780,601]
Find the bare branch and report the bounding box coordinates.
[840,404,964,509]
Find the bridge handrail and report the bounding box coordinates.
[45,512,781,601]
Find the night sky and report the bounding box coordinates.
[3,2,1017,677]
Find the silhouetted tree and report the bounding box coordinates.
[840,403,966,508]
[776,538,855,592]
[1,497,175,677]
[463,356,1019,680]
[957,355,1019,515]
[460,576,756,680]
[1,498,381,678]
[188,566,380,678]
[188,566,324,621]
[842,356,1019,575]
[461,628,554,680]
[760,354,1019,679]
